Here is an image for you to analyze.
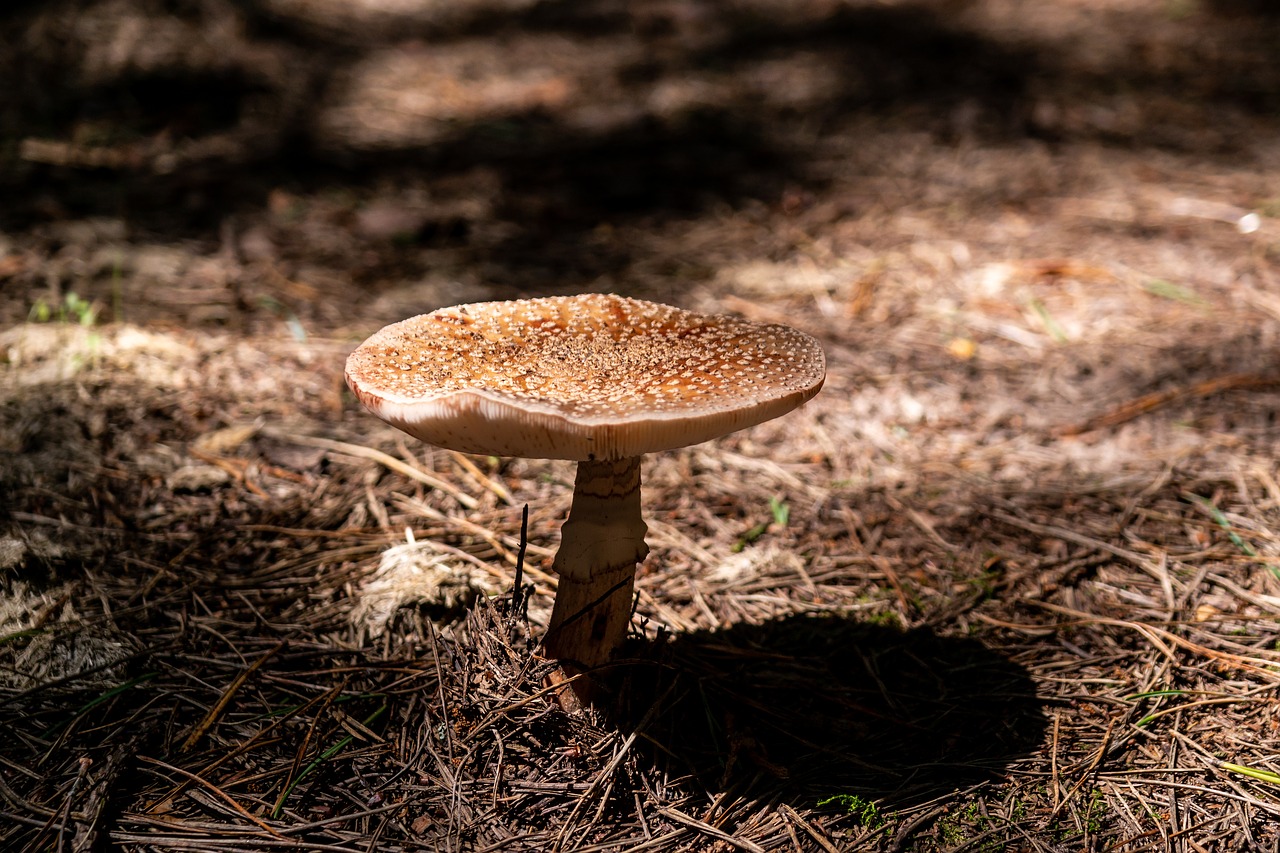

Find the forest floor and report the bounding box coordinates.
[4,0,1280,850]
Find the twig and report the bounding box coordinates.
[449,450,515,505]
[180,640,287,753]
[137,756,286,838]
[986,510,1168,585]
[270,433,478,508]
[656,806,766,853]
[1058,373,1279,436]
[53,756,91,853]
[1029,600,1280,680]
[1048,718,1116,821]
[778,804,843,853]
[511,504,529,626]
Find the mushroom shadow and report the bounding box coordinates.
[611,613,1047,809]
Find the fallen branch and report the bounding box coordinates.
[1058,373,1280,436]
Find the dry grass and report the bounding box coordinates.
[5,0,1280,850]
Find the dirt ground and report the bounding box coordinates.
[4,0,1280,850]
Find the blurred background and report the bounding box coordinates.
[2,0,1276,335]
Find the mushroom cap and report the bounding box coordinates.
[345,293,825,461]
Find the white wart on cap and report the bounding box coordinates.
[344,293,826,461]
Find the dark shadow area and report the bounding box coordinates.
[611,613,1047,809]
[0,1,1037,233]
[1206,0,1280,18]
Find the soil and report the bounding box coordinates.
[4,0,1280,850]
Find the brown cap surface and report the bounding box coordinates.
[345,293,825,461]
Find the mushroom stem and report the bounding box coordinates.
[544,455,648,676]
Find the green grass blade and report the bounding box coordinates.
[272,703,388,818]
[1185,494,1257,556]
[1221,762,1280,786]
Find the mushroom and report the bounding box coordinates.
[345,293,825,688]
